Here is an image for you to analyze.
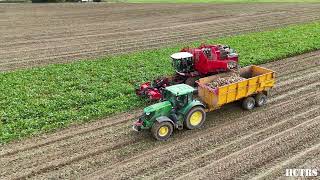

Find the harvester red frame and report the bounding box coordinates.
[136,44,239,101]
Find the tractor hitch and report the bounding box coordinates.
[132,119,143,132]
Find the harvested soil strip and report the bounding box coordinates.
[178,117,320,180]
[0,51,319,179]
[250,142,320,179]
[1,3,320,71]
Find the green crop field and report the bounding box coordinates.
[115,0,320,3]
[1,22,320,144]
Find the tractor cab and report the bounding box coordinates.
[171,52,194,73]
[163,84,195,109]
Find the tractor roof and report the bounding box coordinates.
[165,84,195,96]
[170,52,193,59]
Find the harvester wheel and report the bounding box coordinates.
[151,121,173,141]
[184,106,206,130]
[255,93,267,107]
[242,97,256,110]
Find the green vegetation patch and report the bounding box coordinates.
[1,22,320,143]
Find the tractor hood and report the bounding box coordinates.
[144,101,172,114]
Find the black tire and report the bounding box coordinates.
[151,121,173,141]
[242,97,256,110]
[184,106,206,130]
[255,93,267,107]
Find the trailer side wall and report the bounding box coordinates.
[198,65,275,110]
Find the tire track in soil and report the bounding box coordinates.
[0,110,141,157]
[150,107,320,180]
[177,117,320,180]
[0,49,319,179]
[249,142,320,180]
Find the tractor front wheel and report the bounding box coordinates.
[184,106,206,130]
[151,121,173,141]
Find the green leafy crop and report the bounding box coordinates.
[0,22,319,143]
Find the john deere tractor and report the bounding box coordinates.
[133,84,206,141]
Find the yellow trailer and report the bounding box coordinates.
[197,65,276,111]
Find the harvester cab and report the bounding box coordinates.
[133,84,206,141]
[171,52,194,74]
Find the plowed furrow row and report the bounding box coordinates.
[2,12,319,63]
[0,7,305,42]
[0,11,284,47]
[0,17,315,71]
[249,142,320,180]
[2,12,316,62]
[0,110,142,157]
[178,116,320,180]
[2,3,320,71]
[150,107,320,179]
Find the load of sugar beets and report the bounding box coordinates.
[134,44,276,141]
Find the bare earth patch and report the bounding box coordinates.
[1,3,320,71]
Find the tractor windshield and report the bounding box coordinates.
[162,89,177,106]
[171,57,194,73]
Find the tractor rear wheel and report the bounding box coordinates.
[184,106,206,130]
[151,121,173,141]
[255,93,267,107]
[242,96,256,110]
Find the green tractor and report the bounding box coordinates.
[133,84,206,141]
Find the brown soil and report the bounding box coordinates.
[0,50,319,179]
[1,3,320,71]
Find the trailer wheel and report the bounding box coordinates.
[184,106,206,130]
[242,97,256,110]
[151,121,173,141]
[255,93,267,107]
